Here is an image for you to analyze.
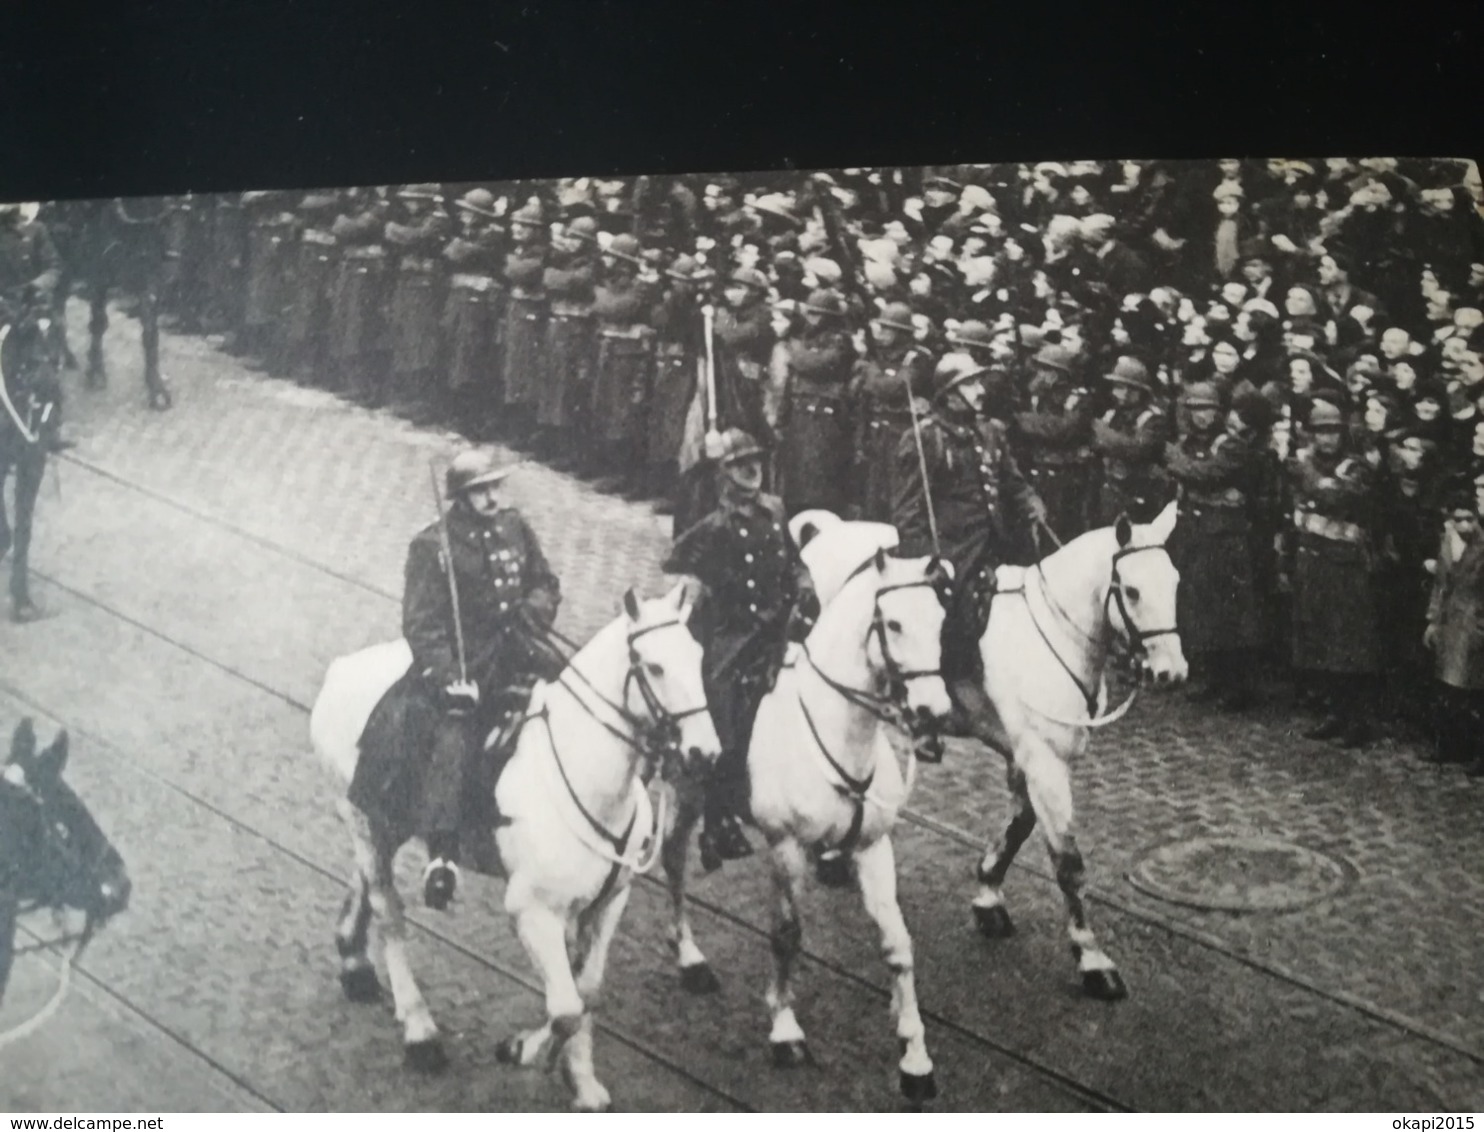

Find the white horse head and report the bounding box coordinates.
[810,540,954,725]
[1108,501,1187,685]
[620,582,721,772]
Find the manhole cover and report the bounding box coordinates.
[1127,836,1355,913]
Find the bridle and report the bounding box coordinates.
[527,616,712,892]
[1020,530,1178,723]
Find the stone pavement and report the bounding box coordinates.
[0,298,1480,1109]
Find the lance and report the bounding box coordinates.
[428,460,468,686]
[701,302,718,434]
[899,348,941,557]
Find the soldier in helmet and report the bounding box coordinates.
[851,301,935,522]
[282,188,343,387]
[589,233,660,494]
[1285,398,1384,747]
[1090,355,1171,525]
[1014,343,1096,545]
[442,187,508,435]
[399,447,563,909]
[500,200,549,438]
[662,428,818,869]
[328,188,394,404]
[536,214,600,464]
[771,287,858,516]
[893,353,1047,738]
[1165,384,1269,711]
[647,253,712,510]
[384,185,454,416]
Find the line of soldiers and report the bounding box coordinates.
[30,158,1484,769]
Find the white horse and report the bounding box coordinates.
[661,518,953,1102]
[966,502,1187,1000]
[311,583,720,1111]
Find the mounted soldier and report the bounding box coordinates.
[893,352,1047,740]
[1090,355,1171,524]
[662,428,819,871]
[348,448,563,911]
[1,201,65,624]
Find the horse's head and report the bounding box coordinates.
[1109,502,1188,686]
[865,549,955,724]
[1,720,130,925]
[621,584,722,775]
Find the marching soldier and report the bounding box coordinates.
[398,448,563,910]
[771,287,858,517]
[500,200,549,438]
[282,189,342,386]
[384,185,453,414]
[1090,355,1171,524]
[536,214,599,462]
[589,233,659,493]
[662,428,818,871]
[1015,343,1096,546]
[1285,398,1384,747]
[441,187,508,435]
[893,353,1047,738]
[852,301,934,522]
[328,188,393,405]
[1165,385,1270,710]
[205,193,248,339]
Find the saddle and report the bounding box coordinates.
[346,673,533,876]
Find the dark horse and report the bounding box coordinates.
[1,719,130,1012]
[68,198,175,411]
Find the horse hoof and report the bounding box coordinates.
[404,1038,448,1074]
[770,1040,815,1069]
[814,854,854,889]
[1082,968,1128,1001]
[679,962,721,995]
[338,965,382,1003]
[900,1069,938,1103]
[973,904,1016,939]
[495,1036,522,1065]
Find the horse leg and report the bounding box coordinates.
[334,865,380,1003]
[971,764,1037,939]
[662,781,718,994]
[0,892,16,1007]
[8,449,44,617]
[855,835,937,1102]
[1017,740,1126,1001]
[337,799,445,1069]
[85,276,108,389]
[765,836,813,1068]
[558,884,632,1112]
[138,284,172,410]
[504,904,586,1089]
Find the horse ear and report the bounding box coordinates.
[797,521,819,549]
[9,718,36,765]
[1115,514,1133,548]
[873,547,887,572]
[622,588,641,622]
[32,731,68,783]
[1147,498,1179,542]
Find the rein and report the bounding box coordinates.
[0,325,41,447]
[1009,523,1176,728]
[0,917,93,1051]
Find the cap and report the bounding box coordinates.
[1032,343,1076,375]
[1105,356,1152,391]
[873,302,916,334]
[1180,382,1223,409]
[1308,399,1346,431]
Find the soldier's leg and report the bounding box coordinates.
[699,670,756,871]
[86,273,109,388]
[419,711,473,909]
[9,448,45,620]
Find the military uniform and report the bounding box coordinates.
[282,191,342,385]
[536,226,598,443]
[1091,359,1171,524]
[852,310,933,523]
[499,207,548,417]
[773,290,857,516]
[645,256,708,495]
[384,187,453,406]
[238,190,300,367]
[1426,509,1484,772]
[893,371,1041,687]
[589,235,658,463]
[441,193,507,426]
[328,191,393,403]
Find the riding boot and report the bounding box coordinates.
[948,678,1004,751]
[1218,650,1258,712]
[698,750,753,872]
[420,714,472,909]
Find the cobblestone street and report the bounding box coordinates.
[1,300,1481,1111]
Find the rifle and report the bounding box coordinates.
[808,177,879,363]
[702,302,718,434]
[428,461,468,687]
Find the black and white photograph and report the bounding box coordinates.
[1,7,1483,1117]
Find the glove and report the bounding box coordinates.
[1423,624,1439,651]
[523,587,560,628]
[443,680,480,712]
[1027,496,1049,527]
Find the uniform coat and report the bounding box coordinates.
[442,230,506,396]
[501,243,548,408]
[1165,431,1265,653]
[1428,524,1484,691]
[1091,400,1171,524]
[590,272,657,445]
[537,250,597,429]
[1015,379,1096,542]
[385,212,453,380]
[646,287,702,469]
[327,202,392,376]
[1286,449,1383,673]
[851,343,933,523]
[773,327,856,516]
